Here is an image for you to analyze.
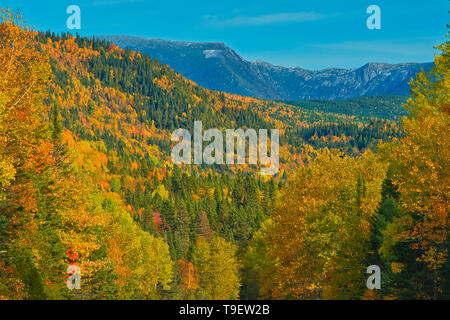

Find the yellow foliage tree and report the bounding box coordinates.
[388,36,449,298]
[264,149,387,299]
[193,236,240,299]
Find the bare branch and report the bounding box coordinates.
[12,79,36,108]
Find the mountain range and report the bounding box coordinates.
[100,35,433,100]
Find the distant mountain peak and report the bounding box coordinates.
[99,35,433,100]
[251,59,271,66]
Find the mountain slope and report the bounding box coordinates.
[100,35,433,100]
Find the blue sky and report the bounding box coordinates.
[9,0,449,69]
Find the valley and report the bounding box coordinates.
[1,10,448,301]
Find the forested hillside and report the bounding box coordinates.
[284,95,408,120]
[0,9,448,300]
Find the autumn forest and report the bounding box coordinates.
[0,8,449,300]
